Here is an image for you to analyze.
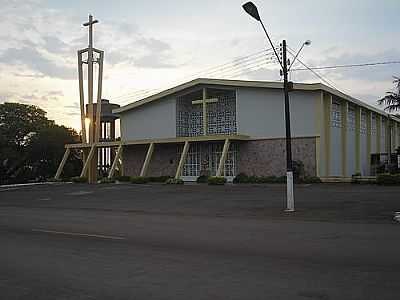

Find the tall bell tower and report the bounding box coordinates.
[77,15,104,183]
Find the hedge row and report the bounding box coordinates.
[207,176,227,185]
[376,173,400,185]
[232,173,321,184]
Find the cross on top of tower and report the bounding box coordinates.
[83,14,99,48]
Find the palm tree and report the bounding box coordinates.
[378,77,400,112]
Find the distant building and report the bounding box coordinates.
[111,78,400,181]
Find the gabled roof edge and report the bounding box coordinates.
[113,78,398,120]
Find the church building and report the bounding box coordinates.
[112,78,400,181]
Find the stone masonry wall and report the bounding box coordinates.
[238,137,317,177]
[123,144,179,177]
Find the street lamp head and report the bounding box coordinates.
[304,40,312,46]
[242,2,261,21]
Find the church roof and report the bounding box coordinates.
[113,78,399,121]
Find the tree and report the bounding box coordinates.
[0,102,50,149]
[0,102,82,184]
[378,77,400,112]
[27,124,82,180]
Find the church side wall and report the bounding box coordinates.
[237,137,317,177]
[236,88,318,139]
[123,144,179,177]
[122,145,147,177]
[120,96,176,141]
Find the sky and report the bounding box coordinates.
[0,0,399,131]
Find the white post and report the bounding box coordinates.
[285,171,294,212]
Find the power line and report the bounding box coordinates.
[198,54,277,79]
[112,48,279,102]
[180,47,276,79]
[291,60,400,71]
[210,60,278,79]
[287,47,342,91]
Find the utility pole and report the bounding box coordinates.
[243,2,311,212]
[282,40,294,212]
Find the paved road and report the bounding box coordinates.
[0,183,399,299]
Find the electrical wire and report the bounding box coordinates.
[112,48,278,102]
[291,60,400,71]
[287,47,342,91]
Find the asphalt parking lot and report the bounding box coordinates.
[0,182,399,299]
[1,182,399,223]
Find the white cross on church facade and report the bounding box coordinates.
[192,88,218,135]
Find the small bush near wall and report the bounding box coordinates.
[196,175,208,183]
[207,176,227,185]
[71,176,87,183]
[293,160,305,181]
[115,175,131,182]
[301,176,322,184]
[148,176,172,183]
[232,173,320,184]
[99,178,115,184]
[377,174,400,185]
[233,173,250,183]
[165,178,184,185]
[130,176,149,184]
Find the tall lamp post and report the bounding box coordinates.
[242,2,311,212]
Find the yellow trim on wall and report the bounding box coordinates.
[315,137,321,177]
[314,91,323,177]
[366,110,372,172]
[323,93,332,176]
[397,123,400,149]
[355,106,361,174]
[341,101,348,177]
[376,114,381,153]
[387,119,392,153]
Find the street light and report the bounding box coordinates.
[288,40,312,72]
[243,1,311,212]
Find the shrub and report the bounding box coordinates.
[293,160,305,181]
[258,176,279,183]
[48,178,61,182]
[99,177,115,184]
[115,175,131,182]
[302,176,322,184]
[71,176,87,183]
[196,175,208,183]
[377,173,400,185]
[130,176,149,184]
[165,178,184,185]
[233,174,291,184]
[207,176,227,185]
[233,173,249,183]
[275,176,287,183]
[248,175,258,183]
[148,176,172,183]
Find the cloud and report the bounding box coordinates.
[64,102,80,110]
[0,46,76,80]
[101,35,179,69]
[295,48,400,83]
[19,90,63,103]
[238,67,281,81]
[42,36,70,54]
[134,54,179,69]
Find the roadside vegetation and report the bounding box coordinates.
[0,103,82,185]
